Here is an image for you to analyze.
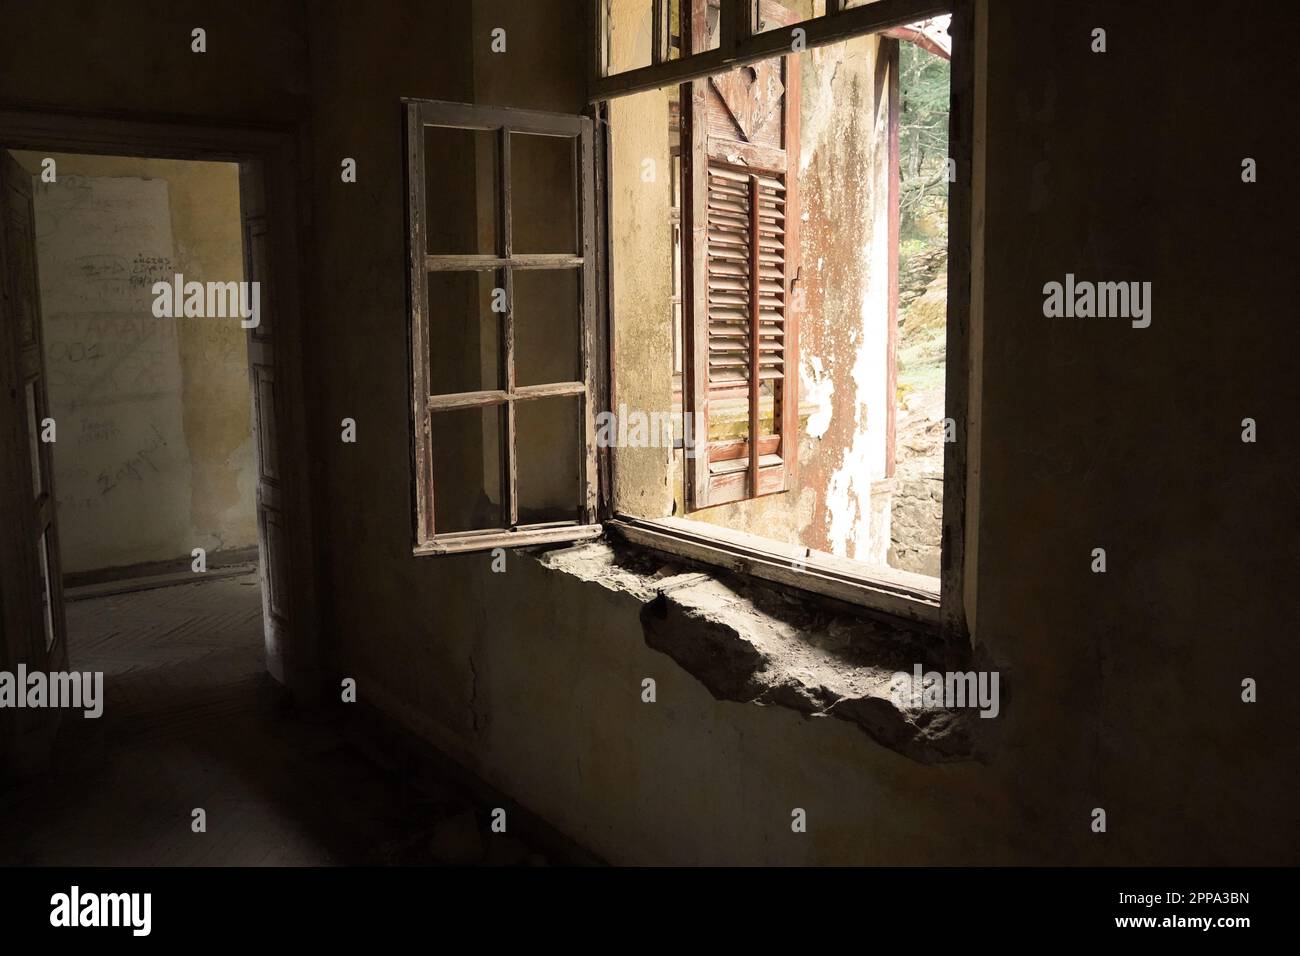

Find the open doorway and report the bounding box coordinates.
[0,119,317,775]
[10,149,266,695]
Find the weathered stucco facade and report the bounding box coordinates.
[609,22,901,570]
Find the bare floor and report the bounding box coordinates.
[0,573,540,866]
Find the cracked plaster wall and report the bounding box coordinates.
[19,0,1289,865]
[299,0,1297,865]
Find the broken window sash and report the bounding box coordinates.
[591,0,950,100]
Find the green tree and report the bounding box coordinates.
[898,40,950,240]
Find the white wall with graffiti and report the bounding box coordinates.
[18,153,256,574]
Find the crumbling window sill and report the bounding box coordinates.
[533,539,988,765]
[607,515,940,628]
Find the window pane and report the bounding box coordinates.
[667,0,684,59]
[427,272,502,395]
[686,0,721,53]
[516,396,583,524]
[424,125,499,256]
[605,0,701,71]
[607,0,653,74]
[753,0,826,35]
[429,406,505,533]
[514,269,582,387]
[510,134,578,255]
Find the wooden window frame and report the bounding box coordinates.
[590,0,951,99]
[592,1,976,646]
[609,514,941,626]
[406,99,603,556]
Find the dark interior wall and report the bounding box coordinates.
[302,0,594,745]
[972,1,1299,862]
[301,0,595,740]
[302,0,476,735]
[2,0,1296,863]
[0,0,308,123]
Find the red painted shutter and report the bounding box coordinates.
[683,1,800,510]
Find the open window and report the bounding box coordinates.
[405,100,603,554]
[599,1,965,630]
[400,2,971,634]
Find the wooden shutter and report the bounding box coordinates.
[0,148,69,769]
[683,0,800,510]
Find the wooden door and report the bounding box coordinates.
[238,162,291,684]
[0,148,68,770]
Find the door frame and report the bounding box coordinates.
[0,109,322,702]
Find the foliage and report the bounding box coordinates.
[898,40,950,242]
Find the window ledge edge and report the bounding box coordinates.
[606,515,941,629]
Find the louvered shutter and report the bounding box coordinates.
[683,1,800,510]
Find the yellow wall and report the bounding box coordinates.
[608,39,675,517]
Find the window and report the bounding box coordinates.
[402,1,971,636]
[405,100,602,554]
[597,2,969,634]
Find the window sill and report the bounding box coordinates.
[606,515,940,629]
[535,538,983,765]
[413,522,603,556]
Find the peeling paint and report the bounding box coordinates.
[801,355,834,438]
[613,31,895,569]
